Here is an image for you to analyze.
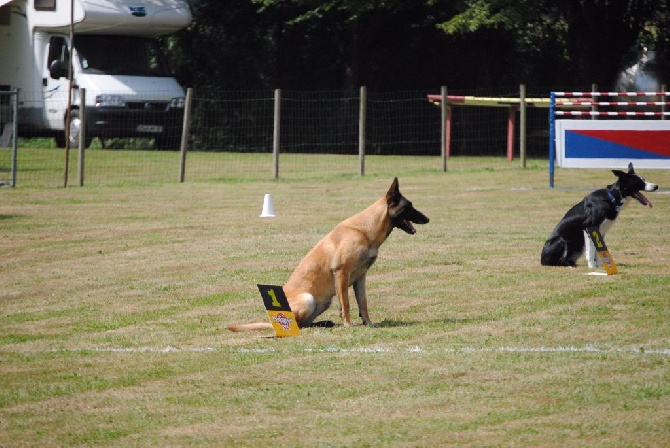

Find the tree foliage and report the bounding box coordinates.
[439,0,667,87]
[165,0,670,90]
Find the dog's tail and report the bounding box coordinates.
[226,322,274,332]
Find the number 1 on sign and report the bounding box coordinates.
[257,284,301,337]
[268,288,281,308]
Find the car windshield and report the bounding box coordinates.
[75,35,171,76]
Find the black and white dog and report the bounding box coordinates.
[541,163,658,267]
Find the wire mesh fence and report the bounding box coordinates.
[6,87,571,187]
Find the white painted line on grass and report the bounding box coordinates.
[4,345,669,356]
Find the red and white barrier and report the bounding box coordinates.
[549,91,670,186]
[427,93,552,162]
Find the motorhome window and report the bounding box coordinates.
[34,0,56,11]
[47,36,69,68]
[74,35,171,76]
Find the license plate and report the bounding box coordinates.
[136,124,163,133]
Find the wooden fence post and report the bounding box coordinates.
[519,83,527,168]
[178,87,193,182]
[78,88,86,186]
[273,89,281,179]
[440,86,448,172]
[359,86,366,176]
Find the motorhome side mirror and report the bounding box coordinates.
[49,60,67,79]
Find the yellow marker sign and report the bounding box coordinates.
[586,227,618,275]
[257,284,300,337]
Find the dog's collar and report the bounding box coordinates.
[607,189,622,211]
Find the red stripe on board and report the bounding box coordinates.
[571,130,670,157]
[447,96,467,104]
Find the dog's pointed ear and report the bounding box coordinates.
[628,162,634,173]
[387,177,400,204]
[612,169,626,178]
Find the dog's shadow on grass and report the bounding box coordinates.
[306,316,494,329]
[308,320,424,329]
[376,319,418,328]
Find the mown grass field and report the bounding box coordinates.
[1,157,669,447]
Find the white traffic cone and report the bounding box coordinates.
[260,193,276,217]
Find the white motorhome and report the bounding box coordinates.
[0,0,191,148]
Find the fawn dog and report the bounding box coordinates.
[227,178,429,331]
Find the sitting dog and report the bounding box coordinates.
[227,178,429,331]
[541,163,658,267]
